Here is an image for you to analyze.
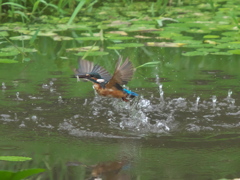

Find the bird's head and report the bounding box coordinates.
[75,72,105,83]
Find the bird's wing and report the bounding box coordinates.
[74,59,94,74]
[74,59,112,81]
[105,57,134,88]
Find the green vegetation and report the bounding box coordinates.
[0,0,240,65]
[0,156,45,180]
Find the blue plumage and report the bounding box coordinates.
[123,89,138,97]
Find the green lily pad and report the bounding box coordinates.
[172,36,193,40]
[113,43,144,47]
[107,36,134,40]
[0,51,20,57]
[203,35,220,39]
[29,31,57,36]
[228,49,240,55]
[211,52,232,55]
[182,51,208,56]
[75,37,101,41]
[106,31,128,36]
[10,35,32,40]
[160,32,183,39]
[217,43,240,49]
[186,28,211,34]
[107,46,125,50]
[0,31,9,36]
[52,36,73,41]
[0,169,45,180]
[120,24,157,32]
[66,46,99,52]
[0,156,31,161]
[222,31,239,37]
[2,47,37,53]
[75,51,109,56]
[197,48,219,52]
[81,33,101,37]
[146,42,185,47]
[0,59,18,63]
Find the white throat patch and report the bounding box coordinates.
[96,79,105,83]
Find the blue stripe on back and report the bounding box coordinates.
[123,89,138,96]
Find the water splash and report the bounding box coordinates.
[49,81,54,86]
[58,96,63,103]
[2,82,6,89]
[16,92,23,101]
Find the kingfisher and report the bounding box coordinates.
[74,57,138,102]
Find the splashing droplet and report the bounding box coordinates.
[58,96,63,103]
[16,92,19,98]
[228,89,232,98]
[49,81,54,86]
[2,82,6,89]
[212,95,217,104]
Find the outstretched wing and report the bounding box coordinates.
[106,57,134,88]
[74,59,112,81]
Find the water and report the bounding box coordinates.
[1,33,240,180]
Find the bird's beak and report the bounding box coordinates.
[73,74,89,82]
[76,74,88,78]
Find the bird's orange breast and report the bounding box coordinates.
[93,84,127,99]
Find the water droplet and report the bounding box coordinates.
[228,89,232,98]
[42,84,49,89]
[2,82,6,89]
[58,96,63,103]
[19,121,26,128]
[16,92,19,99]
[212,95,217,103]
[31,115,37,121]
[49,81,54,86]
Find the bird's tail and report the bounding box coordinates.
[123,89,138,98]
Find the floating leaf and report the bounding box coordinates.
[10,35,32,41]
[186,28,211,34]
[75,37,101,41]
[66,46,99,52]
[81,33,101,37]
[182,51,208,56]
[29,31,57,36]
[120,24,157,32]
[0,31,9,36]
[0,51,20,57]
[52,36,73,41]
[0,156,32,161]
[0,59,18,63]
[211,52,232,55]
[2,47,37,53]
[107,46,125,50]
[113,43,144,47]
[134,35,151,39]
[108,36,134,40]
[203,35,220,39]
[228,49,240,55]
[204,40,218,45]
[146,42,185,47]
[106,31,128,36]
[196,48,219,52]
[0,169,45,180]
[75,51,109,56]
[173,36,193,40]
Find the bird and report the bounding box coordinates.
[74,57,138,102]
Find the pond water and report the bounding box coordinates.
[1,1,240,179]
